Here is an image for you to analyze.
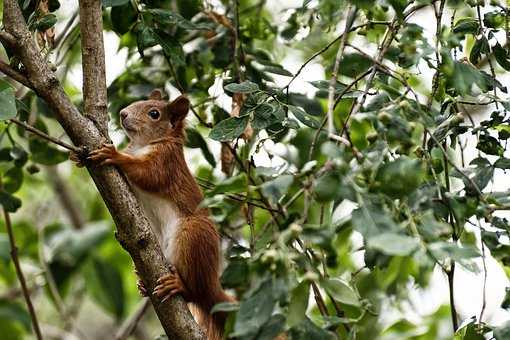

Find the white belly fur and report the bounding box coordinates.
[133,186,181,263]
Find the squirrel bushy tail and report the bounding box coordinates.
[190,290,235,340]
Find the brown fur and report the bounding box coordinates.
[91,91,232,339]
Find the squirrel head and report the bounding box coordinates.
[119,89,190,144]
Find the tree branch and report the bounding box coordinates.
[2,0,204,338]
[2,207,43,340]
[78,0,108,136]
[326,4,356,136]
[0,59,31,88]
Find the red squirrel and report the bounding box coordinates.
[82,90,232,339]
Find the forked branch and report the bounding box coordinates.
[1,0,204,338]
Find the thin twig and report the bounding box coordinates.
[478,222,488,323]
[326,5,357,136]
[283,21,390,92]
[115,298,151,340]
[425,127,483,196]
[9,118,80,152]
[46,166,85,229]
[2,207,43,340]
[447,263,458,331]
[0,59,32,88]
[427,0,446,110]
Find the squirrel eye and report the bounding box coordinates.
[148,109,160,120]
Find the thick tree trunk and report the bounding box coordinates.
[1,0,204,338]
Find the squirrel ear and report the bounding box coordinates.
[149,89,163,100]
[169,95,190,122]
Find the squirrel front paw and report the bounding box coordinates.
[88,143,118,166]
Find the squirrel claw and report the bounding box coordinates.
[153,270,187,301]
[87,143,117,165]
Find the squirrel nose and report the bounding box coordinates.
[120,110,128,121]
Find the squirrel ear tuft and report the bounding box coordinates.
[149,89,164,100]
[169,95,190,122]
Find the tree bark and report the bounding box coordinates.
[78,0,108,136]
[2,0,204,338]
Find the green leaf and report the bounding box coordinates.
[484,11,505,29]
[288,105,320,128]
[102,0,129,7]
[373,157,425,198]
[454,321,490,339]
[135,24,158,57]
[48,0,60,12]
[209,116,249,141]
[494,158,510,169]
[289,318,336,340]
[252,103,278,130]
[176,0,201,19]
[211,302,239,314]
[352,202,399,239]
[29,137,68,165]
[261,174,293,202]
[309,80,360,98]
[221,258,249,287]
[34,14,57,31]
[339,53,372,78]
[428,242,480,262]
[47,223,110,287]
[450,61,487,95]
[208,174,247,195]
[256,314,286,340]
[476,134,504,156]
[146,9,206,30]
[0,300,31,331]
[185,128,216,167]
[452,18,479,34]
[459,157,494,192]
[111,2,137,35]
[367,233,419,256]
[0,190,21,212]
[322,278,360,306]
[10,146,28,168]
[47,223,110,264]
[431,113,464,145]
[262,65,293,77]
[3,167,23,194]
[417,211,451,242]
[469,36,489,65]
[89,258,125,319]
[313,171,342,202]
[0,80,17,121]
[224,81,259,94]
[233,279,275,337]
[155,32,185,66]
[288,281,310,327]
[493,43,510,71]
